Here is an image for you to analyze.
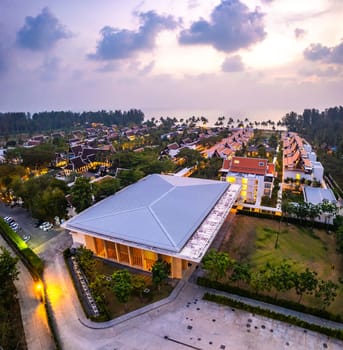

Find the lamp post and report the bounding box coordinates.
[35,281,44,302]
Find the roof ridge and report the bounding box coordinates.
[148,181,178,249]
[147,205,178,250]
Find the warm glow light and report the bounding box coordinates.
[227,176,236,183]
[242,178,248,184]
[36,281,43,292]
[241,190,247,197]
[295,173,301,180]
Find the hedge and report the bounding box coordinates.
[203,293,343,340]
[236,209,334,230]
[197,277,342,323]
[0,218,43,279]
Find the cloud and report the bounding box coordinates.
[222,55,244,72]
[96,62,120,73]
[294,28,306,39]
[38,56,61,81]
[304,41,343,64]
[179,0,266,52]
[188,0,200,9]
[90,11,178,60]
[301,66,342,78]
[0,43,10,74]
[140,60,155,75]
[16,7,70,51]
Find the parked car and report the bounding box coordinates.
[4,216,13,223]
[39,222,50,230]
[10,222,20,231]
[22,234,31,242]
[43,223,53,231]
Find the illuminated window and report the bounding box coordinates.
[227,176,236,183]
[242,178,248,184]
[295,173,301,180]
[241,190,247,197]
[242,184,247,190]
[234,160,240,164]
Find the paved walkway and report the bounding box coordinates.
[0,235,55,350]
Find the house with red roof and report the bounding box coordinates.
[221,156,276,204]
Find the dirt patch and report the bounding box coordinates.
[220,214,258,262]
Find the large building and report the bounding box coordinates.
[282,132,324,183]
[220,156,276,204]
[62,174,240,278]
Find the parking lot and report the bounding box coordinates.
[0,202,60,249]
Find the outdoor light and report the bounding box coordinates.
[35,281,44,302]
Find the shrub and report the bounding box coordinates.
[0,218,44,278]
[197,277,342,323]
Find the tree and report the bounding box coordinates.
[230,262,251,287]
[202,249,233,281]
[92,177,120,202]
[320,199,338,228]
[336,224,343,254]
[112,270,133,309]
[70,177,93,213]
[177,148,203,168]
[151,258,171,291]
[268,261,296,299]
[132,274,147,299]
[293,268,318,302]
[0,247,20,296]
[315,279,338,309]
[117,169,144,187]
[75,246,96,278]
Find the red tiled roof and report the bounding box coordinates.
[228,157,268,175]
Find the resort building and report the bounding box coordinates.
[62,174,240,279]
[220,156,276,204]
[282,132,324,183]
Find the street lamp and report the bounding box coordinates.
[35,281,44,302]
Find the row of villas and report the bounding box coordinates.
[282,132,324,183]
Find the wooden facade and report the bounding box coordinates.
[74,232,191,279]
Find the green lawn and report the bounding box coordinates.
[220,215,343,313]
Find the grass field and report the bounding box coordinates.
[220,215,343,313]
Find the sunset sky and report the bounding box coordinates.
[1,0,343,122]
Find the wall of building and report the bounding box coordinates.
[73,232,189,279]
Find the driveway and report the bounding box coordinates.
[44,253,343,350]
[0,234,55,350]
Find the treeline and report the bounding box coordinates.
[0,109,145,135]
[282,106,343,152]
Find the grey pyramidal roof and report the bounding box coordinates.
[64,174,229,253]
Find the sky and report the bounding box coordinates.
[1,0,343,123]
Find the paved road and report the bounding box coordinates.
[0,234,55,350]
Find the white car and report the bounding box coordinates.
[10,222,19,231]
[43,223,53,231]
[4,216,13,222]
[39,222,50,230]
[22,234,31,242]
